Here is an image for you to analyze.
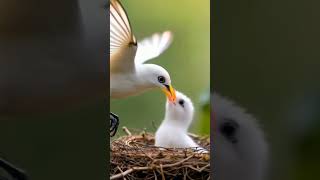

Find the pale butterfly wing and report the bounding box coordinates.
[135,31,173,64]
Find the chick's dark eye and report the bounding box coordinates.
[178,99,185,107]
[219,119,239,144]
[158,76,166,84]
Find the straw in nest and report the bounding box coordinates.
[110,127,210,180]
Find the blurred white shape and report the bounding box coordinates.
[213,93,268,180]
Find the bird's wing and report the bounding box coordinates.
[110,0,137,72]
[134,31,173,64]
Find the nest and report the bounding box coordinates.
[110,127,210,180]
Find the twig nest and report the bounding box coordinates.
[110,128,210,180]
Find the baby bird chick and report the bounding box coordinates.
[155,91,207,153]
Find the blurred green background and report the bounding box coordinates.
[111,0,210,136]
[213,0,320,179]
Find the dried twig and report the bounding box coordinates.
[111,155,195,179]
[122,126,132,136]
[110,132,210,180]
[159,164,165,180]
[153,170,157,180]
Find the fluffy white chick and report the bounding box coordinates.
[155,91,207,152]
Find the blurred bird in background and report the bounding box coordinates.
[109,0,175,136]
[212,93,268,180]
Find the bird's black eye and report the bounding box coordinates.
[219,118,239,144]
[178,99,185,107]
[158,76,166,84]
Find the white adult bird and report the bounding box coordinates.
[212,93,268,180]
[155,91,207,152]
[109,0,176,136]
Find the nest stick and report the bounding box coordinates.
[110,155,195,179]
[122,126,132,136]
[110,132,210,179]
[159,164,165,180]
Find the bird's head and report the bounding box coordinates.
[165,91,194,124]
[138,64,176,102]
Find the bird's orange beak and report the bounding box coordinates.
[162,85,176,102]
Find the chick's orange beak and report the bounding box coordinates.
[162,84,176,102]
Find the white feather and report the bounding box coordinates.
[109,0,135,56]
[135,31,173,64]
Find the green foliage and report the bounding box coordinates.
[194,88,210,135]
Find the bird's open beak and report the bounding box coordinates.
[162,85,176,102]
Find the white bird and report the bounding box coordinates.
[212,93,268,180]
[109,0,176,136]
[155,91,207,152]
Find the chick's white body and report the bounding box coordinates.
[155,124,199,148]
[155,91,206,151]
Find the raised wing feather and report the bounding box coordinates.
[109,0,137,73]
[110,0,136,55]
[135,31,173,64]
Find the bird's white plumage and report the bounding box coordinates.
[109,0,175,100]
[155,91,208,153]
